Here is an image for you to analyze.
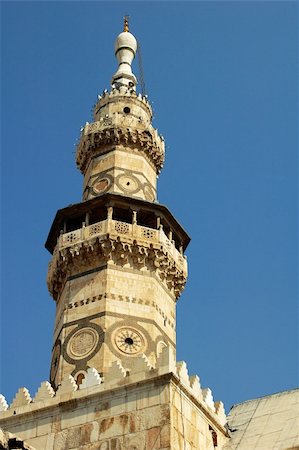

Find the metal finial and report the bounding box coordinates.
[124,15,129,32]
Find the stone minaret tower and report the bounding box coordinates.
[46,20,189,390]
[0,22,228,450]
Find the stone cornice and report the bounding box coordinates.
[76,125,165,175]
[47,233,187,301]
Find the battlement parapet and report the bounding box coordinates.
[0,347,226,428]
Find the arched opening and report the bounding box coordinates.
[76,372,86,387]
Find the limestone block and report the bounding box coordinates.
[176,361,190,387]
[33,381,55,402]
[131,353,153,375]
[156,345,176,374]
[215,401,226,426]
[202,388,215,412]
[106,360,126,384]
[10,387,32,408]
[56,375,78,395]
[189,375,203,401]
[80,367,102,389]
[0,394,8,411]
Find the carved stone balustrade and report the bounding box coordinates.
[47,218,188,302]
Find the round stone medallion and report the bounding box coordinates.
[50,340,61,385]
[67,327,99,360]
[144,184,155,202]
[93,178,110,194]
[113,327,145,355]
[116,174,140,194]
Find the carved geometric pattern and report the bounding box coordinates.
[89,222,103,236]
[114,221,130,234]
[61,230,81,246]
[140,226,156,240]
[47,236,186,301]
[64,293,175,329]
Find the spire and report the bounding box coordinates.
[111,18,137,89]
[123,15,129,32]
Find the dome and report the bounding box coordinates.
[114,31,137,56]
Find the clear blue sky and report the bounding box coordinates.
[1,2,298,411]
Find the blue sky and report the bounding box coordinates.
[1,1,298,411]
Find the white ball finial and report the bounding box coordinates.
[111,18,137,89]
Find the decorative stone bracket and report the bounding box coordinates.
[47,234,187,301]
[76,125,165,174]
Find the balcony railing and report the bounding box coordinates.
[56,219,187,274]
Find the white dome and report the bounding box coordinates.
[114,31,137,55]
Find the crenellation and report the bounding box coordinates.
[129,353,154,378]
[80,368,102,389]
[56,375,77,395]
[10,388,32,409]
[156,345,176,374]
[176,361,190,388]
[202,387,215,413]
[0,395,8,412]
[33,382,55,403]
[215,401,226,426]
[105,360,127,384]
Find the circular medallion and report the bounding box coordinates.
[67,327,99,360]
[144,184,155,202]
[50,340,61,384]
[114,327,145,355]
[92,177,110,194]
[116,174,140,194]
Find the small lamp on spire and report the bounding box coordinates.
[111,18,137,89]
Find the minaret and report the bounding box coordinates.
[0,22,229,450]
[46,20,189,390]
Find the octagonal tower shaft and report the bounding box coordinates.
[46,26,189,390]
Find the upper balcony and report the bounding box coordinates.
[53,217,187,276]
